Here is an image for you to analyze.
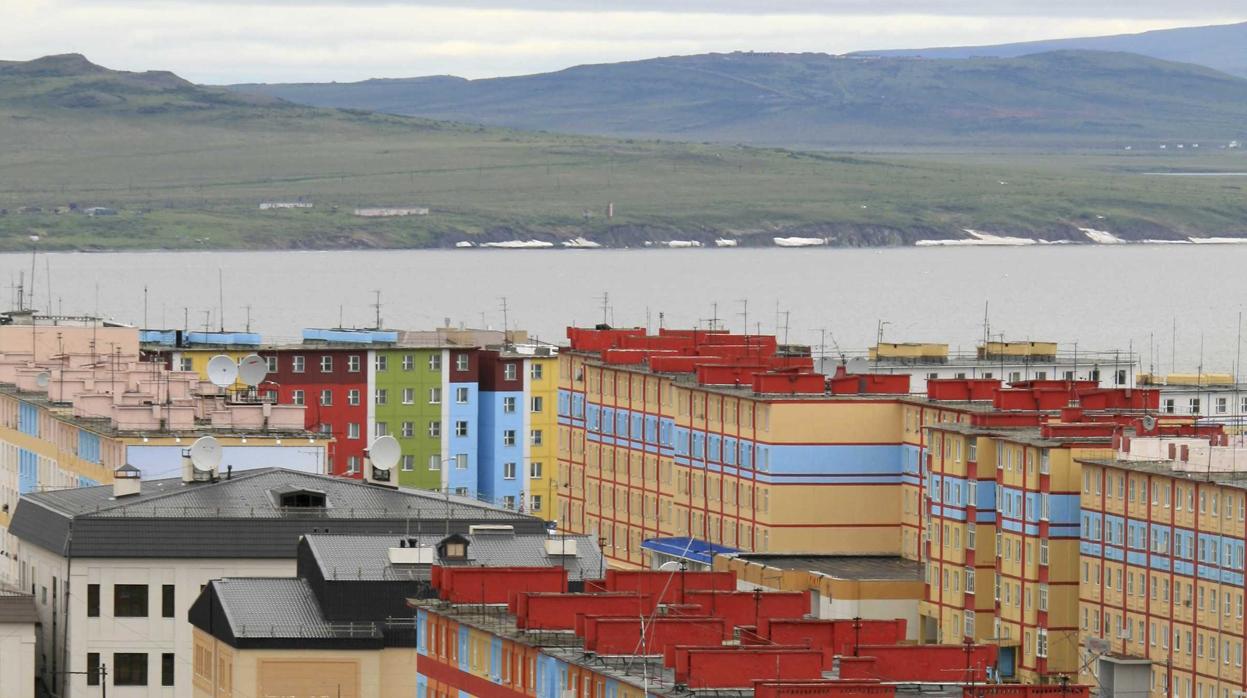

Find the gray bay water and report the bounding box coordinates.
[0,245,1243,373]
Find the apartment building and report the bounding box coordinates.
[557,327,912,568]
[1078,433,1247,698]
[145,328,559,513]
[8,465,542,698]
[0,588,37,698]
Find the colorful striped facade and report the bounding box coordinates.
[1078,456,1247,698]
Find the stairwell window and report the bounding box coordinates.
[503,397,517,413]
[504,462,517,480]
[456,387,470,404]
[456,421,469,437]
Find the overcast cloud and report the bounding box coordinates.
[2,0,1242,83]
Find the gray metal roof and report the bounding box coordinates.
[305,531,604,582]
[0,589,38,624]
[10,468,546,559]
[212,578,380,640]
[727,554,923,581]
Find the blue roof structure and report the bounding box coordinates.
[641,537,739,565]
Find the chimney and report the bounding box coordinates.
[113,464,142,498]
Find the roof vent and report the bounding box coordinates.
[545,538,577,556]
[469,524,515,535]
[388,545,435,565]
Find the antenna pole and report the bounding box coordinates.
[499,297,510,345]
[373,290,382,330]
[245,305,252,333]
[143,286,148,328]
[218,269,225,332]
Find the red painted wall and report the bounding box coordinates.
[757,618,907,664]
[674,647,824,688]
[582,616,727,655]
[602,570,736,604]
[839,645,997,683]
[681,590,809,629]
[514,592,654,630]
[755,682,895,698]
[267,347,367,477]
[436,566,568,604]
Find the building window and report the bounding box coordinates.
[292,355,305,373]
[530,461,543,479]
[263,355,278,373]
[504,363,518,381]
[319,389,333,406]
[455,421,469,437]
[87,653,101,685]
[455,487,469,496]
[162,653,175,686]
[400,388,414,404]
[531,429,543,446]
[503,397,517,413]
[376,355,388,372]
[347,456,361,473]
[429,353,442,371]
[455,453,469,470]
[347,389,360,406]
[429,387,441,404]
[531,396,544,413]
[402,455,414,471]
[162,585,174,618]
[320,355,333,372]
[114,652,148,685]
[429,421,441,437]
[531,494,543,511]
[504,462,517,480]
[375,422,388,437]
[376,388,388,405]
[291,389,305,406]
[401,421,414,438]
[428,454,441,470]
[178,357,193,372]
[1217,397,1228,414]
[456,387,469,404]
[456,354,469,372]
[503,495,516,509]
[402,354,415,371]
[87,584,100,617]
[348,355,361,372]
[347,423,361,440]
[504,430,517,446]
[531,363,544,380]
[114,584,148,617]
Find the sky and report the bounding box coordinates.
[1,1,1243,84]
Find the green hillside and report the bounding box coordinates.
[232,50,1247,150]
[2,55,1247,251]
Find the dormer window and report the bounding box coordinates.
[437,533,471,560]
[271,485,328,509]
[281,491,326,508]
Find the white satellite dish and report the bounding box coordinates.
[189,435,223,472]
[368,435,401,471]
[238,354,268,387]
[35,372,50,389]
[206,355,239,388]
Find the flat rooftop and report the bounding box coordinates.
[729,554,922,582]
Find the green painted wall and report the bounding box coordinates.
[374,348,444,490]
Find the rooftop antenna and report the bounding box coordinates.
[245,305,252,333]
[44,256,51,317]
[1172,316,1177,373]
[737,299,748,336]
[499,297,510,345]
[876,319,891,346]
[983,300,990,346]
[28,234,38,311]
[218,269,225,332]
[782,311,791,345]
[372,290,382,330]
[202,310,211,333]
[189,435,223,478]
[366,434,401,486]
[143,286,148,328]
[599,292,610,326]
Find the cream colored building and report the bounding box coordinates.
[0,588,37,698]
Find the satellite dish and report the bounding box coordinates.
[1141,415,1157,431]
[189,435,223,472]
[35,372,50,388]
[238,354,268,387]
[368,435,401,471]
[206,355,239,388]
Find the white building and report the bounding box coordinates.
[352,207,429,217]
[9,465,544,697]
[0,588,37,698]
[830,341,1138,394]
[1139,373,1247,425]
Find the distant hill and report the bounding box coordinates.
[5,53,1247,251]
[231,50,1247,149]
[854,21,1247,79]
